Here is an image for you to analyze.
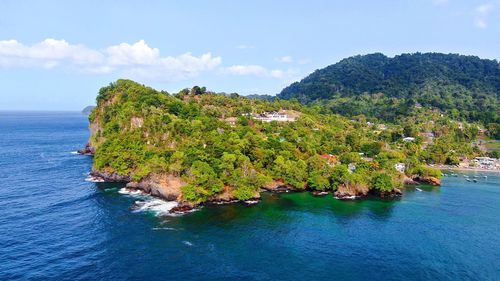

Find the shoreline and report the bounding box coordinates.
[435,165,500,173]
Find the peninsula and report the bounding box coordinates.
[81,53,500,212]
[82,80,444,212]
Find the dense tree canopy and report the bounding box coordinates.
[89,79,484,204]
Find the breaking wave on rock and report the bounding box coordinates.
[118,188,179,216]
[85,175,105,182]
[131,199,179,216]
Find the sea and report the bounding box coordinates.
[1,111,499,281]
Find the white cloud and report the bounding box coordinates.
[432,0,449,6]
[236,44,255,49]
[0,38,305,83]
[474,18,488,28]
[276,56,293,63]
[474,3,494,28]
[106,40,159,65]
[298,58,310,65]
[0,38,222,81]
[0,39,103,68]
[225,64,298,80]
[226,65,268,76]
[476,3,494,13]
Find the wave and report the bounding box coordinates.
[334,195,357,200]
[130,198,178,216]
[152,227,177,231]
[85,175,105,183]
[182,240,193,246]
[70,151,79,155]
[117,188,199,216]
[118,188,146,196]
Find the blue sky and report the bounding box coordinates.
[0,0,499,110]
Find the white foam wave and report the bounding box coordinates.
[70,151,79,155]
[182,240,193,246]
[85,175,105,182]
[334,195,357,200]
[118,188,146,196]
[152,227,177,231]
[416,187,423,192]
[131,198,178,216]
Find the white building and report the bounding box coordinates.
[251,111,296,122]
[394,163,406,173]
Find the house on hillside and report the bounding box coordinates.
[394,163,406,173]
[348,163,356,173]
[247,110,298,123]
[254,111,293,122]
[223,117,238,126]
[320,154,338,166]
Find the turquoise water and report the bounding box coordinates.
[1,112,499,280]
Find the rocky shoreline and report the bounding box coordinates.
[404,175,441,186]
[81,147,439,214]
[86,167,442,214]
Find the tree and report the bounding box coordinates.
[330,164,349,190]
[182,161,224,202]
[272,156,307,189]
[361,142,382,157]
[307,171,330,191]
[169,151,186,176]
[339,152,361,164]
[371,172,394,192]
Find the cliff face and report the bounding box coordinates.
[334,183,370,199]
[125,173,184,201]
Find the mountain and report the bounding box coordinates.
[278,53,499,123]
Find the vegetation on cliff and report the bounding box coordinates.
[87,79,489,204]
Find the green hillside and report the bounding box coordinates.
[278,53,499,124]
[86,80,485,205]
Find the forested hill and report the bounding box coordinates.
[278,53,499,123]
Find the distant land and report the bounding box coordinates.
[82,105,95,115]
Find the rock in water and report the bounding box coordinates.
[414,176,441,186]
[77,143,96,155]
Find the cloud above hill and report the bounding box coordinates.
[0,39,222,81]
[225,64,298,80]
[474,3,495,29]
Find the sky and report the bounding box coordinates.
[0,0,499,110]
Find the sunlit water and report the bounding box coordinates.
[1,112,499,280]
